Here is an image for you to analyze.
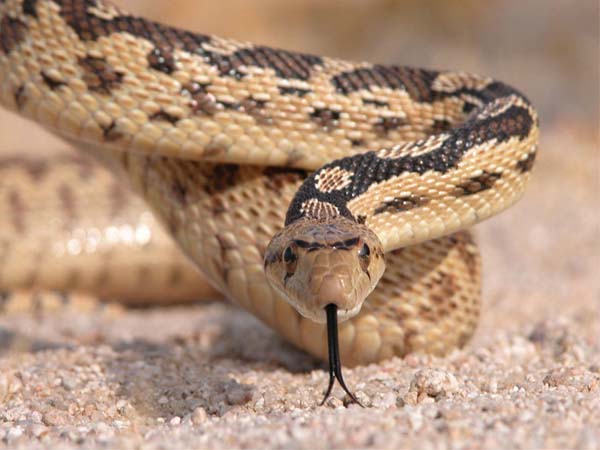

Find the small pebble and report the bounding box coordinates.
[5,426,23,442]
[410,369,459,399]
[42,408,67,426]
[372,392,396,409]
[191,407,208,425]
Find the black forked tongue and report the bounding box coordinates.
[320,303,363,407]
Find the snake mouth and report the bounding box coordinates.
[281,296,362,324]
[321,303,362,406]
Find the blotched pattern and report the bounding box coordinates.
[0,0,539,365]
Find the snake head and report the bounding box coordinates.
[264,216,385,324]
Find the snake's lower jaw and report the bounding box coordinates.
[331,303,362,323]
[267,280,364,324]
[295,301,363,324]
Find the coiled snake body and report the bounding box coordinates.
[0,0,538,400]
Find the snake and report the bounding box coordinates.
[0,0,539,404]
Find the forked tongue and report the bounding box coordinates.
[320,303,363,407]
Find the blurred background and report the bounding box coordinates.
[0,0,598,334]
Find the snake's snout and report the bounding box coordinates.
[304,253,362,323]
[316,275,349,310]
[264,217,386,324]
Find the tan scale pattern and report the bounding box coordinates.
[314,166,353,193]
[0,0,539,366]
[300,198,341,220]
[0,155,220,304]
[431,71,493,93]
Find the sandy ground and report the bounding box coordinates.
[0,0,599,448]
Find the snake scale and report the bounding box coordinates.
[0,0,538,401]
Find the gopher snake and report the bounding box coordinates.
[0,0,538,403]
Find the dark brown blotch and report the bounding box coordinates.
[55,1,211,56]
[14,84,26,109]
[22,0,38,18]
[78,55,124,94]
[278,86,311,97]
[147,46,176,74]
[181,81,221,116]
[0,16,27,54]
[41,71,66,90]
[212,45,322,81]
[462,101,477,114]
[101,120,123,141]
[431,119,452,134]
[373,194,430,215]
[238,97,272,125]
[516,150,536,173]
[310,107,340,130]
[495,109,531,139]
[0,157,52,181]
[362,98,389,108]
[331,65,438,102]
[454,171,502,196]
[199,164,241,194]
[150,109,180,124]
[181,80,209,96]
[373,116,406,137]
[171,178,187,204]
[215,233,237,280]
[24,159,48,180]
[428,272,458,315]
[210,197,226,215]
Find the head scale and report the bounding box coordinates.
[264,216,385,323]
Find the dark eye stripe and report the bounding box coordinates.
[343,237,360,247]
[293,237,360,250]
[294,239,315,248]
[331,237,360,250]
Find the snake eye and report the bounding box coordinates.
[358,243,370,259]
[358,243,370,274]
[283,245,298,281]
[283,246,297,264]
